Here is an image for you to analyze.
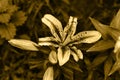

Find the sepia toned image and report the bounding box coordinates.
[0,0,120,80]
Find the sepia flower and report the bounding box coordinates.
[39,14,101,66]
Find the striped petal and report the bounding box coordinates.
[8,39,39,51]
[41,16,61,41]
[72,31,101,44]
[43,67,54,80]
[57,47,71,66]
[42,14,63,41]
[71,46,83,59]
[63,16,78,40]
[39,37,56,42]
[49,50,57,64]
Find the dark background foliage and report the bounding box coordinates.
[0,0,120,80]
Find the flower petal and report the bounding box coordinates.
[107,27,120,41]
[43,67,54,80]
[89,17,109,40]
[71,46,83,59]
[42,14,63,41]
[38,42,58,47]
[41,16,60,41]
[114,37,120,59]
[8,39,39,51]
[39,37,56,42]
[72,31,101,44]
[87,40,115,52]
[49,50,57,64]
[110,9,120,30]
[71,50,79,62]
[57,47,71,66]
[63,16,77,40]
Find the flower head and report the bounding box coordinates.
[39,14,101,66]
[88,9,120,76]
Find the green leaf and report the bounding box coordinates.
[11,11,27,26]
[0,13,11,23]
[89,17,109,40]
[0,23,16,40]
[87,40,115,52]
[91,53,108,68]
[104,56,113,80]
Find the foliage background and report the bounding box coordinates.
[0,0,120,80]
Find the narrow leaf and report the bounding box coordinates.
[62,66,73,80]
[8,39,39,51]
[87,40,115,52]
[91,53,108,68]
[89,17,109,39]
[109,60,120,76]
[104,57,113,80]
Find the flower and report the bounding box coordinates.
[43,67,54,80]
[87,9,120,75]
[39,14,101,66]
[8,39,39,51]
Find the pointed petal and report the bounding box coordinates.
[42,14,63,40]
[109,60,120,76]
[41,17,60,41]
[39,37,56,42]
[107,27,120,41]
[38,42,58,47]
[72,31,101,44]
[87,40,115,52]
[49,50,57,64]
[57,47,71,66]
[71,46,83,59]
[71,50,79,62]
[89,17,109,40]
[110,10,120,30]
[114,37,120,53]
[43,67,54,80]
[8,39,39,51]
[63,16,77,40]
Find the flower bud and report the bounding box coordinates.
[8,39,39,51]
